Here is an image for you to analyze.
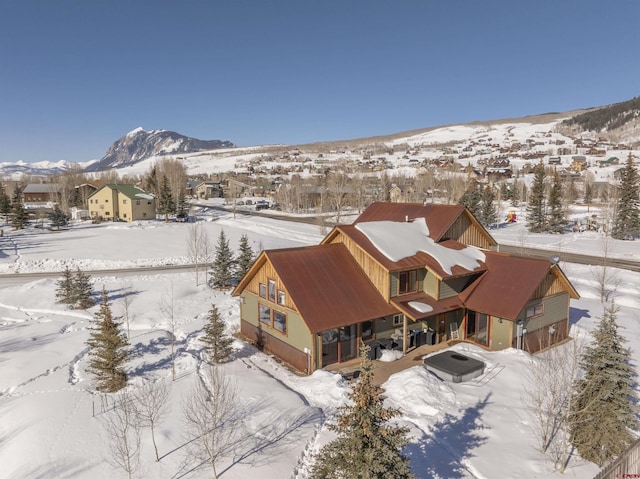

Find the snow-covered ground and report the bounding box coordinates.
[1,205,639,478]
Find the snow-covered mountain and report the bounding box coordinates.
[84,127,235,172]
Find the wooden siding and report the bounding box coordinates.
[445,214,493,249]
[514,318,568,354]
[518,292,570,327]
[531,271,567,300]
[328,231,390,300]
[243,259,297,311]
[241,320,310,373]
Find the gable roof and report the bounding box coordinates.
[89,184,154,200]
[353,201,496,245]
[23,183,61,194]
[458,251,579,320]
[235,244,397,333]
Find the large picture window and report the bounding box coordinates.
[273,310,287,334]
[259,304,271,325]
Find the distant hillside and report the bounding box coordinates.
[559,97,640,145]
[85,128,235,172]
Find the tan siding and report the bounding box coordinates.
[491,317,512,350]
[129,196,155,221]
[444,214,493,249]
[424,271,438,298]
[88,188,117,219]
[328,231,390,300]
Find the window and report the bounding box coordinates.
[105,199,109,203]
[123,199,128,204]
[361,320,374,341]
[398,270,418,294]
[259,283,267,298]
[277,290,286,306]
[526,304,544,319]
[273,310,287,334]
[259,304,271,325]
[393,314,403,326]
[136,200,141,206]
[268,279,276,302]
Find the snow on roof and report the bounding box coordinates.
[408,301,433,313]
[355,218,485,274]
[135,193,154,200]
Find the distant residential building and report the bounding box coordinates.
[22,183,62,206]
[88,184,155,222]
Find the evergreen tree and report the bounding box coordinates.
[310,343,414,479]
[200,304,234,364]
[569,301,639,466]
[458,188,481,220]
[176,194,188,217]
[547,170,566,233]
[235,234,254,279]
[86,288,130,393]
[0,184,11,223]
[511,179,522,207]
[10,190,28,230]
[157,175,176,222]
[480,185,498,227]
[48,208,69,230]
[55,266,75,305]
[72,267,96,309]
[526,161,547,233]
[611,153,640,240]
[209,229,235,288]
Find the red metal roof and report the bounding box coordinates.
[459,251,555,320]
[392,293,464,321]
[353,202,467,242]
[266,244,398,333]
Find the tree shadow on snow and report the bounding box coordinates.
[407,393,491,479]
[569,306,591,327]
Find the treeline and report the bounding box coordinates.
[561,96,640,132]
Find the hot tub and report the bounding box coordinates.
[423,351,485,383]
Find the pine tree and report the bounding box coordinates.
[569,301,639,466]
[310,343,414,479]
[48,208,69,231]
[157,175,175,222]
[209,229,235,288]
[527,161,547,233]
[73,267,96,309]
[612,153,640,240]
[86,288,130,393]
[55,266,75,305]
[10,191,28,230]
[235,234,254,279]
[547,170,566,233]
[458,188,481,220]
[480,185,498,227]
[200,304,234,364]
[0,184,11,223]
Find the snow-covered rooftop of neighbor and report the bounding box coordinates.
[355,217,486,274]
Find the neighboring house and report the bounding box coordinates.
[233,202,579,374]
[73,182,101,209]
[389,184,416,203]
[22,183,62,207]
[571,156,588,171]
[87,184,155,222]
[194,180,224,199]
[224,178,251,199]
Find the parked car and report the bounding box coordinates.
[175,212,188,222]
[255,202,269,211]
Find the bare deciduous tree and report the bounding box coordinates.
[183,364,239,479]
[160,281,178,381]
[103,391,141,479]
[133,380,171,462]
[592,236,620,304]
[187,223,211,286]
[524,335,584,472]
[121,282,135,339]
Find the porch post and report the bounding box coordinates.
[402,315,408,354]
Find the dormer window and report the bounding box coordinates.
[398,270,418,295]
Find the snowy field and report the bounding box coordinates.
[1,205,639,479]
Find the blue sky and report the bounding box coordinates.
[1,1,639,164]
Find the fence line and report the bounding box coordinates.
[593,437,640,479]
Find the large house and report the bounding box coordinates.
[88,184,156,222]
[232,202,579,374]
